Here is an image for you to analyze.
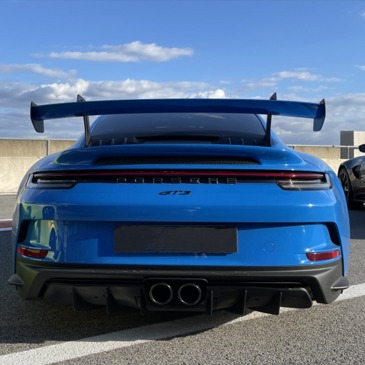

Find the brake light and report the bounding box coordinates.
[306,250,340,262]
[17,246,48,259]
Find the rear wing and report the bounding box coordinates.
[30,94,326,147]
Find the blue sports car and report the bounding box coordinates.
[8,94,350,315]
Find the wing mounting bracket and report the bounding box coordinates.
[76,94,91,147]
[265,92,277,146]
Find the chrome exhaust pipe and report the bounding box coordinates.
[177,283,202,306]
[149,282,173,306]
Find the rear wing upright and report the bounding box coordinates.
[30,94,326,147]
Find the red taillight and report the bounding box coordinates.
[306,250,340,262]
[17,246,48,259]
[32,170,326,179]
[28,170,331,191]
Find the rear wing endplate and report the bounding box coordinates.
[30,94,326,147]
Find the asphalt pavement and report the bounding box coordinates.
[0,194,15,230]
[0,194,16,220]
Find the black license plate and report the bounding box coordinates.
[114,225,237,254]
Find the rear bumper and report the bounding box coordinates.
[9,258,349,315]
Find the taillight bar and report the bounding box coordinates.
[28,170,331,190]
[32,170,326,179]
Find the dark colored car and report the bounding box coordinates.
[8,95,350,316]
[338,144,365,209]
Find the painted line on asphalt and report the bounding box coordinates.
[1,282,365,365]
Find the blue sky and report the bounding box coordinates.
[1,0,365,145]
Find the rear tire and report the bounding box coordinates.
[338,168,363,209]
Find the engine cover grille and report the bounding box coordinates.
[94,156,259,166]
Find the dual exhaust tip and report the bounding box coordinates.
[149,282,203,306]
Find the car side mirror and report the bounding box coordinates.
[359,144,365,153]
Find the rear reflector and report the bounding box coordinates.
[306,250,340,262]
[17,246,49,259]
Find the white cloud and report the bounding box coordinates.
[275,70,320,81]
[188,89,226,98]
[355,65,365,71]
[0,78,217,105]
[244,78,277,91]
[287,85,328,93]
[35,41,193,63]
[21,79,90,102]
[0,64,76,78]
[243,69,342,91]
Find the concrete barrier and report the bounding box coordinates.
[0,139,350,193]
[290,145,346,173]
[0,139,75,193]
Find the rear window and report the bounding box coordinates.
[89,113,266,146]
